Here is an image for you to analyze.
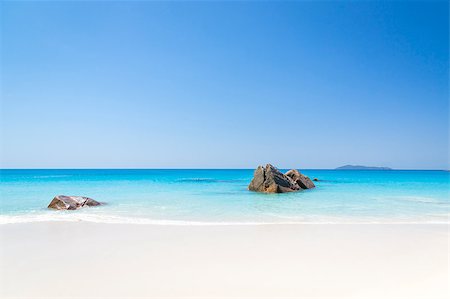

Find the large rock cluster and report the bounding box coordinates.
[248,164,315,193]
[47,195,102,210]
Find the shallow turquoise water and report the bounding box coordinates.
[0,169,449,224]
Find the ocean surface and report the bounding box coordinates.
[0,169,449,224]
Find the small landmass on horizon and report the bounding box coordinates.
[335,165,392,170]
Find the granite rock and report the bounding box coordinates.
[285,169,315,189]
[248,164,300,193]
[48,195,102,210]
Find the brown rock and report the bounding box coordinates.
[248,164,300,193]
[285,169,316,189]
[48,195,102,210]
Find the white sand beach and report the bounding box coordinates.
[0,223,448,299]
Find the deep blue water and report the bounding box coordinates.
[0,169,449,224]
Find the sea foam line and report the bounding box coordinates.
[0,213,449,225]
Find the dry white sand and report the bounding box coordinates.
[0,222,448,298]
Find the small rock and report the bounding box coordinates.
[48,195,102,210]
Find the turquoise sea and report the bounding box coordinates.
[0,169,449,224]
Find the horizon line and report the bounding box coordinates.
[0,168,448,171]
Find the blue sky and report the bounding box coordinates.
[1,1,448,169]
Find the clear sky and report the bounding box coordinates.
[1,1,448,169]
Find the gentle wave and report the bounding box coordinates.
[1,214,448,225]
[0,214,304,225]
[32,175,73,178]
[176,178,246,183]
[372,195,450,204]
[176,178,217,182]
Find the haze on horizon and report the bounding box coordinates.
[0,1,448,170]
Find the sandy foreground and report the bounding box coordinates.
[0,222,448,299]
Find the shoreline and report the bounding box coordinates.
[1,213,449,226]
[2,217,449,225]
[1,222,448,298]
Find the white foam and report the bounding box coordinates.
[0,213,448,225]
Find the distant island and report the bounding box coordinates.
[335,165,392,170]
